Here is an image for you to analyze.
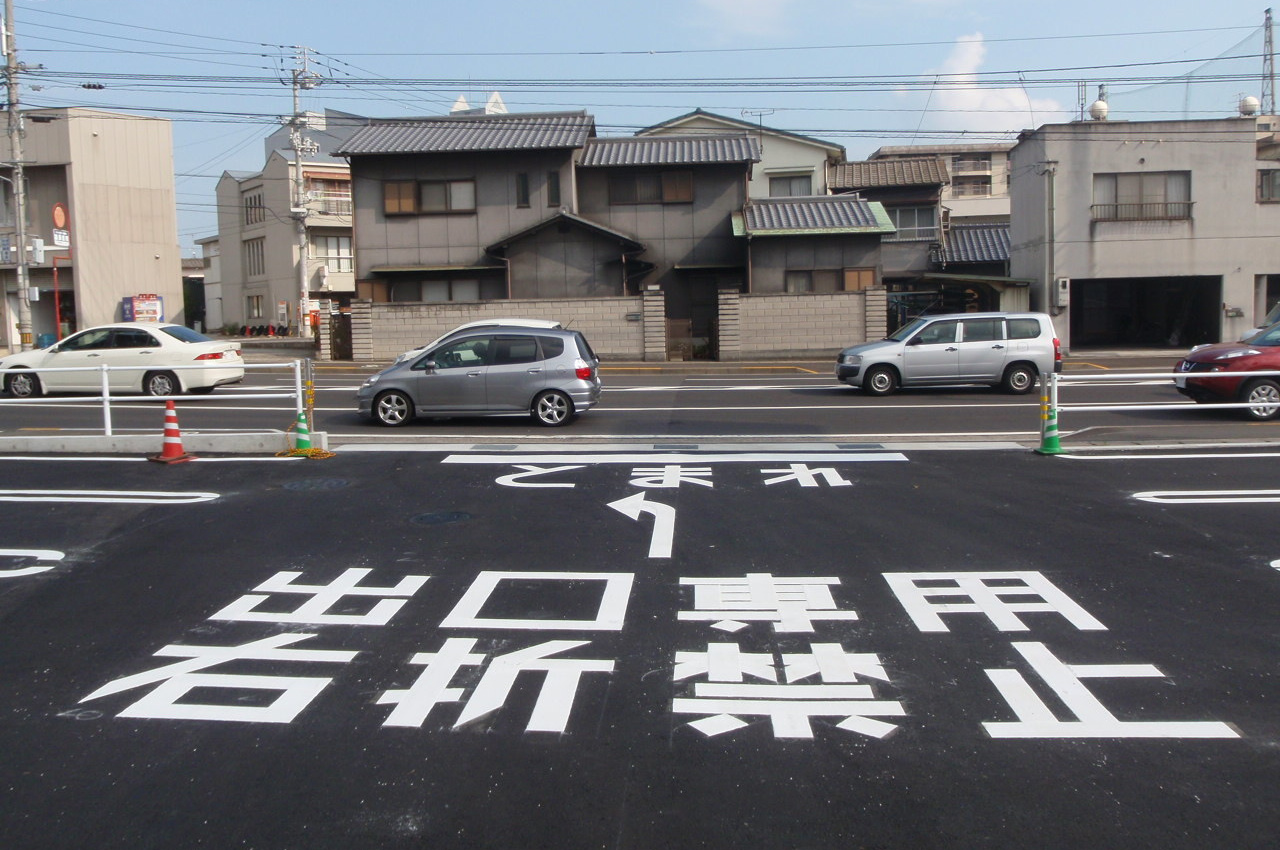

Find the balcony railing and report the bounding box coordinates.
[1091,202,1193,222]
[308,193,353,216]
[951,159,992,174]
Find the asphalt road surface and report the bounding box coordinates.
[1,444,1276,849]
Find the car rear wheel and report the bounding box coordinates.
[1001,363,1038,395]
[374,390,413,427]
[532,389,574,426]
[4,371,41,398]
[862,365,899,396]
[1241,379,1280,421]
[143,371,180,396]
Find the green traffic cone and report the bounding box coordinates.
[294,412,312,451]
[1036,406,1062,455]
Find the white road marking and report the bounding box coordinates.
[442,452,908,464]
[0,490,220,504]
[0,547,65,578]
[1133,489,1280,504]
[608,492,677,558]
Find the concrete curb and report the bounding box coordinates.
[0,431,329,454]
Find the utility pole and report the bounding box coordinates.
[4,0,31,350]
[1264,9,1276,115]
[289,47,321,340]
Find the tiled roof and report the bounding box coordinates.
[336,112,594,155]
[737,195,895,236]
[579,134,760,167]
[942,223,1010,264]
[829,157,949,190]
[636,109,845,155]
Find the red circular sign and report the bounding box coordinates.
[52,203,68,230]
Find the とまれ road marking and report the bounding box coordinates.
[0,490,220,504]
[1133,489,1280,505]
[608,492,676,559]
[0,548,65,578]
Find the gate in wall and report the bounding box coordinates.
[328,312,352,361]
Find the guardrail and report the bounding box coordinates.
[1037,368,1280,453]
[0,360,305,437]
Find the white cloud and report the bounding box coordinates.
[928,33,1067,132]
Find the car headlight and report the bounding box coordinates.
[841,354,862,366]
[1214,349,1260,360]
[361,374,381,389]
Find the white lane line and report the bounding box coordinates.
[441,452,908,464]
[0,456,303,462]
[0,489,220,504]
[1133,489,1280,504]
[1065,452,1280,461]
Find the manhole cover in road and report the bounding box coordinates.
[283,478,351,492]
[410,511,473,526]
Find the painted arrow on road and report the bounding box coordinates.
[607,492,676,559]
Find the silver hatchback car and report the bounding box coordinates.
[357,327,601,427]
[836,311,1061,395]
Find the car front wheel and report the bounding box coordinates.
[862,365,899,396]
[4,371,41,398]
[1241,379,1280,421]
[143,371,180,396]
[1001,363,1038,395]
[373,390,414,427]
[532,389,574,426]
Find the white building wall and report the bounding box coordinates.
[1010,116,1280,347]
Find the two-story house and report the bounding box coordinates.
[1010,113,1280,350]
[337,110,892,361]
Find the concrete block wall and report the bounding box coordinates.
[350,296,646,362]
[726,288,886,359]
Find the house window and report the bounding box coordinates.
[609,170,694,204]
[383,181,417,215]
[420,179,476,213]
[951,154,991,173]
[784,270,841,293]
[246,295,264,319]
[1092,171,1191,221]
[1259,170,1280,202]
[242,191,265,225]
[243,238,265,277]
[389,279,497,303]
[516,173,530,208]
[769,174,812,197]
[547,171,561,207]
[311,234,352,273]
[885,206,938,241]
[843,268,877,291]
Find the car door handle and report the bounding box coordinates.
[945,347,958,352]
[991,344,1005,350]
[86,353,101,358]
[466,370,482,377]
[527,367,543,374]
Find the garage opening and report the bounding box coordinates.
[1069,276,1220,348]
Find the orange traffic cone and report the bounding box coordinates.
[149,399,195,464]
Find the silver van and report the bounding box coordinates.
[836,311,1061,395]
[357,327,601,427]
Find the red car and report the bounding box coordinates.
[1174,323,1280,420]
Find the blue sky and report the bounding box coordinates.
[10,0,1272,252]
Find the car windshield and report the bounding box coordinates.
[161,326,213,343]
[1243,323,1280,346]
[886,317,929,342]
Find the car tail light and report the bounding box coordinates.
[1053,337,1062,364]
[574,358,595,380]
[195,352,225,361]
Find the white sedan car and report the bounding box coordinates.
[0,322,244,397]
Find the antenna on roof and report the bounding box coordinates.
[1264,8,1276,114]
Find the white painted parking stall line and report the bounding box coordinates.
[1133,489,1280,504]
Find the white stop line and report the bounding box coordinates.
[1133,489,1280,505]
